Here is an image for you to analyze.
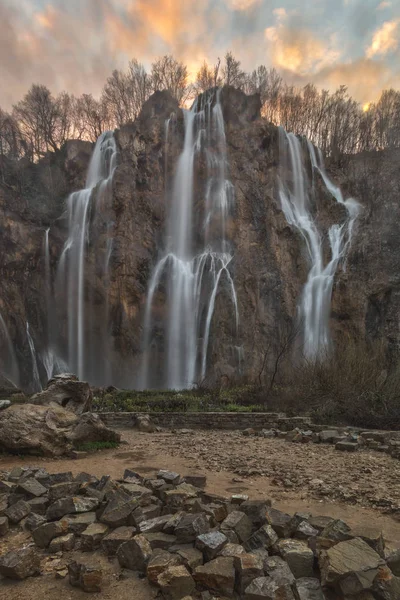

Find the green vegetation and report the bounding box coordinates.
[75,440,120,452]
[92,386,266,414]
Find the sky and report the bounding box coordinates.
[0,0,399,109]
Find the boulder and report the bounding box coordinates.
[295,577,325,600]
[0,403,120,456]
[117,534,153,571]
[48,532,75,552]
[31,373,92,414]
[81,522,109,551]
[68,558,102,593]
[277,539,314,578]
[244,575,296,599]
[157,564,196,600]
[235,552,264,595]
[319,537,384,593]
[101,526,136,556]
[136,413,156,432]
[46,496,99,520]
[193,556,235,596]
[0,546,41,580]
[5,499,31,523]
[221,510,253,542]
[196,531,228,561]
[147,550,182,584]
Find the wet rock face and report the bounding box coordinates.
[0,88,399,390]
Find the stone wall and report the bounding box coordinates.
[97,411,313,431]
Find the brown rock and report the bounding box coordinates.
[48,532,75,552]
[68,558,102,593]
[101,526,136,556]
[193,556,235,596]
[157,564,195,600]
[117,534,153,571]
[0,546,41,580]
[147,550,182,584]
[81,522,109,551]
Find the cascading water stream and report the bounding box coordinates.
[26,322,42,392]
[140,89,239,389]
[278,127,360,358]
[56,131,117,382]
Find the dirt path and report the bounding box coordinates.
[1,428,399,550]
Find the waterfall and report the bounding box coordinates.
[140,89,239,389]
[56,131,117,383]
[26,322,42,392]
[278,128,360,358]
[0,313,19,387]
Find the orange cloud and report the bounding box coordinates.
[225,0,261,9]
[366,19,399,58]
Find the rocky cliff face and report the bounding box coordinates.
[0,88,399,391]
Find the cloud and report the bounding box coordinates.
[265,11,340,75]
[366,19,400,57]
[224,0,261,9]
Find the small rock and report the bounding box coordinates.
[266,507,293,538]
[335,441,358,452]
[157,470,181,485]
[221,510,252,542]
[65,512,97,534]
[219,543,246,558]
[55,568,68,579]
[175,513,210,543]
[157,564,195,600]
[48,481,81,502]
[70,450,88,459]
[245,524,278,551]
[5,499,31,523]
[277,539,314,578]
[145,532,177,550]
[0,515,9,536]
[194,556,235,596]
[101,526,136,556]
[81,522,109,551]
[17,478,48,498]
[22,512,46,532]
[244,575,296,599]
[138,515,171,534]
[295,577,325,600]
[295,521,319,541]
[177,547,204,571]
[243,428,256,436]
[146,550,182,584]
[234,552,264,595]
[241,500,271,527]
[183,474,206,488]
[264,556,295,585]
[196,531,228,561]
[46,496,99,521]
[27,497,49,515]
[117,534,153,571]
[231,494,249,505]
[48,532,75,552]
[320,519,352,542]
[68,559,102,593]
[99,490,138,527]
[0,546,41,580]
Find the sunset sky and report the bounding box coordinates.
[1,0,399,109]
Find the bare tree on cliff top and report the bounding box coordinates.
[151,55,188,104]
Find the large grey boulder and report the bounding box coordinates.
[0,403,120,457]
[31,373,92,415]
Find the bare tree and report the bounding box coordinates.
[222,52,245,89]
[151,55,188,104]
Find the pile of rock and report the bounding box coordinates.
[243,427,400,458]
[0,466,399,599]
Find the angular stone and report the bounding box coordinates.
[17,478,47,498]
[183,474,206,488]
[196,531,228,561]
[177,547,203,571]
[320,537,383,590]
[277,539,314,578]
[22,512,46,532]
[175,513,210,543]
[194,556,235,596]
[27,497,49,515]
[119,482,152,499]
[40,472,73,486]
[0,546,41,580]
[0,480,15,493]
[386,547,400,576]
[132,503,161,525]
[117,534,153,571]
[295,577,325,600]
[99,490,138,527]
[320,519,352,542]
[138,515,171,534]
[68,559,102,593]
[163,510,186,534]
[235,552,264,594]
[101,526,136,556]
[145,532,177,550]
[308,515,334,533]
[220,542,246,558]
[81,522,109,551]
[241,500,270,527]
[319,430,341,444]
[0,515,9,535]
[266,507,293,538]
[232,494,249,505]
[264,556,295,585]
[74,471,98,484]
[157,564,195,600]
[350,526,385,558]
[372,565,400,599]
[32,519,69,548]
[244,576,296,599]
[221,510,252,542]
[48,532,75,552]
[46,496,99,521]
[48,481,80,502]
[157,470,180,485]
[146,550,182,584]
[245,524,278,551]
[291,512,312,530]
[65,511,97,534]
[295,521,319,541]
[335,440,358,452]
[5,499,31,523]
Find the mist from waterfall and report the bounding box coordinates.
[56,131,117,383]
[140,89,239,390]
[278,128,360,358]
[26,322,42,392]
[0,313,19,387]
